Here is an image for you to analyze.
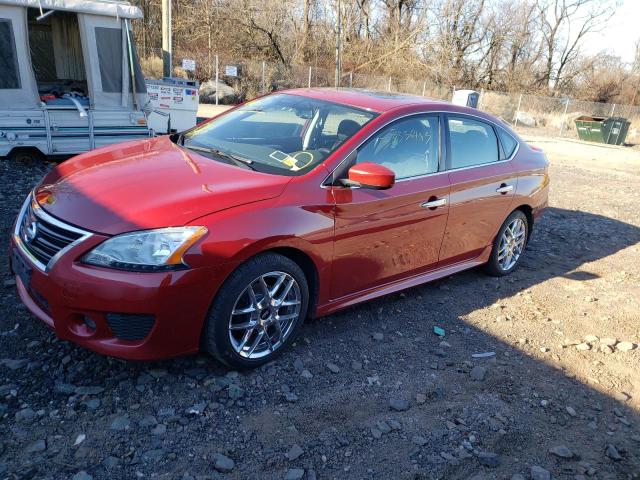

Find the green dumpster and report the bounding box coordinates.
[574,116,630,145]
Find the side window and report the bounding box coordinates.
[355,115,439,180]
[448,116,499,169]
[497,127,518,159]
[0,19,20,89]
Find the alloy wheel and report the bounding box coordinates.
[228,271,301,359]
[497,217,526,271]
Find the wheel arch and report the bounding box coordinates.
[6,146,46,162]
[257,246,320,319]
[199,243,323,365]
[513,204,534,241]
[205,239,324,321]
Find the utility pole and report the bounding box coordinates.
[162,0,172,78]
[334,0,342,88]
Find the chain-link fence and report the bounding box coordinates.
[479,90,640,143]
[138,53,640,144]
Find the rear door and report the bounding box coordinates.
[438,114,517,265]
[329,113,450,299]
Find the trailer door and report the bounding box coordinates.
[27,10,92,154]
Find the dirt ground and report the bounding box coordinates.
[1,135,639,480]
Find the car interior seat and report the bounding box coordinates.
[331,119,362,149]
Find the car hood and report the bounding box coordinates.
[35,136,292,235]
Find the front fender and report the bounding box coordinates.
[183,184,336,307]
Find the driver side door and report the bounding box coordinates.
[328,114,451,300]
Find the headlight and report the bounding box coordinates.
[82,226,207,271]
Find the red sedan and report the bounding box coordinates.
[10,89,549,368]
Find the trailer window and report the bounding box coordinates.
[0,19,20,89]
[26,9,88,103]
[28,19,56,81]
[96,27,123,93]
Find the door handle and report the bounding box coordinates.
[496,184,514,194]
[421,197,447,209]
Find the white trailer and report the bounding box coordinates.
[146,77,200,134]
[0,0,151,160]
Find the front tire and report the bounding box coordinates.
[203,253,309,369]
[484,210,529,277]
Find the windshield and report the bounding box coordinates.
[180,93,378,175]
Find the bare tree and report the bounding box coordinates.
[537,0,615,92]
[129,0,626,103]
[237,1,296,66]
[503,0,543,90]
[424,0,487,86]
[630,39,640,105]
[354,0,372,42]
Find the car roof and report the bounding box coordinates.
[275,88,516,135]
[280,88,451,113]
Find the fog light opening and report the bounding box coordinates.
[83,316,97,331]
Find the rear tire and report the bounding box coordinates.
[203,253,309,369]
[484,210,529,277]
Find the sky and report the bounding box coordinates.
[584,0,638,64]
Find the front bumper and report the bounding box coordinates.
[10,234,225,361]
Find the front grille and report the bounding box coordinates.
[16,197,88,270]
[106,313,156,341]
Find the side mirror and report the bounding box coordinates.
[346,162,395,190]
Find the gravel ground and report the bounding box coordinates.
[1,137,639,480]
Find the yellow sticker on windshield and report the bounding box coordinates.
[292,151,314,169]
[269,150,314,171]
[282,157,298,168]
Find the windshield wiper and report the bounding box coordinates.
[183,144,256,170]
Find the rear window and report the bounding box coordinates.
[497,128,518,158]
[448,116,499,169]
[0,19,20,89]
